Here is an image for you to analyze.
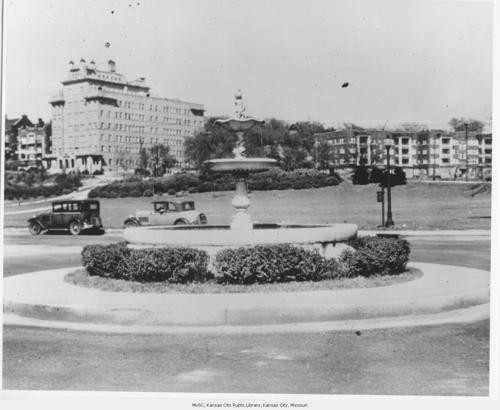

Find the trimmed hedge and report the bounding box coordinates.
[80,237,410,285]
[81,242,131,279]
[87,168,342,198]
[116,248,209,283]
[214,245,340,284]
[81,243,210,283]
[338,236,410,277]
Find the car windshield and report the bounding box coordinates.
[84,202,99,212]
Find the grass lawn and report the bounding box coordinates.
[3,181,491,230]
[65,267,421,294]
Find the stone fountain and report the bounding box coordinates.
[124,91,357,260]
[206,89,277,230]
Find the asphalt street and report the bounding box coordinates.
[2,230,492,395]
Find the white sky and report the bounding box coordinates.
[3,0,493,129]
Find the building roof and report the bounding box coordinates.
[5,118,19,131]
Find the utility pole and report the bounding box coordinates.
[464,122,469,181]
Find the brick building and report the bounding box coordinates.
[314,128,492,179]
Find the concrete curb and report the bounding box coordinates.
[3,304,490,334]
[358,229,491,237]
[3,263,490,329]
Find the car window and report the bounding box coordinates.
[154,202,167,212]
[53,204,63,212]
[168,202,177,211]
[70,203,81,212]
[88,203,98,211]
[183,202,194,211]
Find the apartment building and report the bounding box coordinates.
[48,59,205,174]
[314,129,493,179]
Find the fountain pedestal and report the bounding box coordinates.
[231,179,252,230]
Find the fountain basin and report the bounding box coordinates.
[124,223,358,260]
[205,157,277,173]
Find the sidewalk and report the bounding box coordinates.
[4,262,490,330]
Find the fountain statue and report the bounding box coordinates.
[124,91,357,262]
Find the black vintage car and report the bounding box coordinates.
[27,200,104,235]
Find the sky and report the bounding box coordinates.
[3,0,494,130]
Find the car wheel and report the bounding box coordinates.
[29,222,42,235]
[124,221,139,228]
[174,219,189,225]
[69,220,82,235]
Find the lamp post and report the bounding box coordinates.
[384,138,395,227]
[464,122,469,181]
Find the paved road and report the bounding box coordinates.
[2,232,491,395]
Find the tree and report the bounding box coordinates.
[184,117,237,168]
[139,147,148,171]
[369,166,407,187]
[44,121,52,155]
[399,122,428,132]
[148,144,177,177]
[279,146,308,171]
[342,123,365,131]
[315,141,332,170]
[352,166,370,185]
[449,118,484,132]
[116,150,135,175]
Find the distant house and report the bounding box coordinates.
[4,115,33,160]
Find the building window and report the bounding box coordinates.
[442,158,450,163]
[442,149,449,154]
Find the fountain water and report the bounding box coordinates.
[124,91,357,260]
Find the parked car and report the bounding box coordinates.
[123,200,207,227]
[28,200,104,235]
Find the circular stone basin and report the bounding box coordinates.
[124,223,358,260]
[206,158,277,173]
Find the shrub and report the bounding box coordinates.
[338,236,410,277]
[81,242,131,278]
[142,189,153,197]
[81,243,210,283]
[214,245,340,284]
[116,247,210,283]
[86,167,342,197]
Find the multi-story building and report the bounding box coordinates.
[314,128,493,179]
[17,125,48,165]
[47,59,205,174]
